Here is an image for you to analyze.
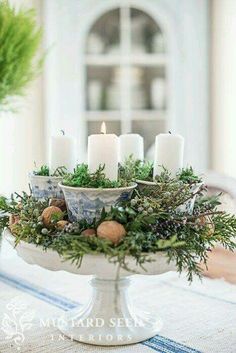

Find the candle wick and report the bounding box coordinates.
[100,121,107,134]
[168,131,172,134]
[61,130,65,136]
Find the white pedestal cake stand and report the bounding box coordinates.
[4,229,176,346]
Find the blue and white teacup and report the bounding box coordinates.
[29,174,64,200]
[59,183,137,222]
[136,180,202,215]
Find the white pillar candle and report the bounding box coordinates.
[119,134,144,164]
[49,131,76,173]
[153,133,184,177]
[88,122,119,181]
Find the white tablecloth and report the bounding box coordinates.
[0,238,236,353]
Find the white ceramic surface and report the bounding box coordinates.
[59,183,137,222]
[4,228,176,346]
[4,229,175,279]
[29,174,64,199]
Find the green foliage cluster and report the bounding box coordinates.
[0,0,43,108]
[2,172,236,281]
[0,196,12,232]
[33,165,67,177]
[177,167,202,184]
[120,156,202,185]
[119,157,153,182]
[62,164,129,188]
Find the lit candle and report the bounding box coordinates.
[49,130,76,173]
[153,133,184,177]
[88,122,119,181]
[119,134,144,164]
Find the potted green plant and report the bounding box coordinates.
[0,1,43,110]
[120,157,203,214]
[59,164,137,222]
[29,165,67,199]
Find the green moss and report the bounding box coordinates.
[62,164,129,188]
[33,165,67,177]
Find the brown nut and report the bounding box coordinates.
[97,221,126,244]
[41,206,63,227]
[9,214,20,226]
[81,228,96,237]
[56,220,69,230]
[49,198,67,211]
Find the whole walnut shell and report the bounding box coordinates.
[97,221,126,244]
[9,214,20,234]
[56,220,69,230]
[49,198,67,211]
[81,228,96,237]
[41,206,63,228]
[9,214,20,226]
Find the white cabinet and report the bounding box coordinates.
[43,0,209,171]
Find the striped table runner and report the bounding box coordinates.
[0,239,236,352]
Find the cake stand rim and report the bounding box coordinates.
[3,228,176,277]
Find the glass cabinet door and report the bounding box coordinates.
[85,6,167,157]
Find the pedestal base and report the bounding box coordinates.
[58,277,162,346]
[4,229,173,346]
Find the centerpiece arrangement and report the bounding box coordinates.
[2,165,235,280]
[2,123,236,345]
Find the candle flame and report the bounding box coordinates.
[100,122,106,134]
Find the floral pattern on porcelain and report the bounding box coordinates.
[59,183,137,222]
[29,174,64,200]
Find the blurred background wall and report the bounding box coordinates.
[0,0,44,195]
[211,0,236,177]
[1,0,236,195]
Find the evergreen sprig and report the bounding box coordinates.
[2,176,236,282]
[0,1,43,109]
[119,157,153,182]
[177,167,202,184]
[120,156,202,185]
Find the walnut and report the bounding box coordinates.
[9,214,20,226]
[56,220,69,230]
[41,206,63,228]
[49,198,67,211]
[81,228,96,237]
[97,221,126,244]
[9,214,20,234]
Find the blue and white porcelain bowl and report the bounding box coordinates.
[59,183,137,222]
[177,183,203,214]
[136,180,202,215]
[29,174,64,200]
